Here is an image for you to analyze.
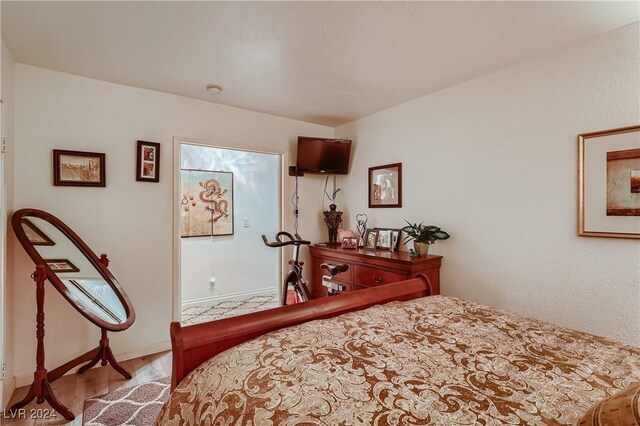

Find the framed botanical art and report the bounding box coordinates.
[364,229,379,250]
[369,163,402,208]
[180,169,234,237]
[578,124,640,239]
[136,140,161,183]
[45,259,80,273]
[53,149,105,187]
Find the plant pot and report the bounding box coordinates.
[413,241,430,256]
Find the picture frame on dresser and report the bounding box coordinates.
[578,124,640,239]
[374,228,401,251]
[364,229,379,250]
[341,237,357,249]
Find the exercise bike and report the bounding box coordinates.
[262,232,350,305]
[320,263,349,296]
[262,232,312,305]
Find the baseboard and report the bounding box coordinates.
[181,287,278,309]
[13,340,171,388]
[3,375,16,410]
[115,340,171,363]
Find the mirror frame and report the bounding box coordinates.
[12,208,136,332]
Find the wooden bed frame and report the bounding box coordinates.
[170,275,432,389]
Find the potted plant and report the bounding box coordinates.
[401,220,450,257]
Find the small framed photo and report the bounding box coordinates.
[341,237,357,249]
[369,163,402,208]
[45,259,80,273]
[376,229,391,249]
[53,150,105,187]
[375,228,401,251]
[21,219,55,246]
[578,125,640,239]
[136,140,161,183]
[364,229,379,250]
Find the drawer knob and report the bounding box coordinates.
[373,276,383,283]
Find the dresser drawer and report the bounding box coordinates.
[353,265,407,287]
[309,246,442,298]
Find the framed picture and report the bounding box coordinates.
[369,163,402,208]
[364,229,379,250]
[136,140,161,183]
[45,259,80,273]
[180,169,234,237]
[578,124,640,239]
[341,237,357,249]
[53,150,105,187]
[375,228,401,251]
[21,219,55,246]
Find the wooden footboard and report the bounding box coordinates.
[170,274,432,390]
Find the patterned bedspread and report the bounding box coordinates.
[157,296,640,425]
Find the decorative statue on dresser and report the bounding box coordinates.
[356,213,368,247]
[323,204,343,245]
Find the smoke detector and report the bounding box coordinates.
[206,84,223,94]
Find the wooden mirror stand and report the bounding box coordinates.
[9,209,136,421]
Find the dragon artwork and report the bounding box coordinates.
[181,170,234,237]
[199,178,230,223]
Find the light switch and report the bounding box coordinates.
[243,218,250,228]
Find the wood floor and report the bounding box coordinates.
[3,351,171,426]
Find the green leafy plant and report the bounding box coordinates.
[401,220,451,245]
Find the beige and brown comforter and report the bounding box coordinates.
[157,296,640,425]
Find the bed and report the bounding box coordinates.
[158,276,640,425]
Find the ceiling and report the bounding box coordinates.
[2,2,638,127]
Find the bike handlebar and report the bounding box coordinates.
[262,231,311,247]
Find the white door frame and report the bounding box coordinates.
[171,136,287,322]
[0,97,4,408]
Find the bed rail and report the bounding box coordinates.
[170,274,432,389]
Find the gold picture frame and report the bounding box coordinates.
[578,124,640,239]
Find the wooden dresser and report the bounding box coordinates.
[309,245,442,299]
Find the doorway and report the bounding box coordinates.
[174,141,283,325]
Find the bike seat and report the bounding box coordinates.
[320,263,349,276]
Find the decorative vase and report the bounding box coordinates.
[413,241,430,256]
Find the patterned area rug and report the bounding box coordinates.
[181,294,279,326]
[83,377,170,426]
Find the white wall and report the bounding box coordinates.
[11,65,332,386]
[1,40,16,408]
[180,145,280,304]
[336,22,640,346]
[8,19,638,395]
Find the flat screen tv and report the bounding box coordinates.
[296,137,352,175]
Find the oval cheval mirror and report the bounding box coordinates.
[9,208,136,421]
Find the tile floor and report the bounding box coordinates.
[181,294,279,326]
